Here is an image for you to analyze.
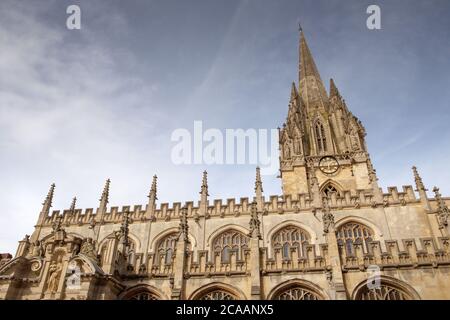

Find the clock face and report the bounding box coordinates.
[319,156,339,175]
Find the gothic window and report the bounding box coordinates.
[274,287,322,300]
[355,284,412,300]
[322,184,340,198]
[198,290,237,300]
[157,232,178,265]
[127,240,136,265]
[337,222,373,255]
[213,230,249,263]
[315,121,327,154]
[272,226,310,260]
[127,291,159,300]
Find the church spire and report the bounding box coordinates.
[298,29,329,113]
[299,30,322,83]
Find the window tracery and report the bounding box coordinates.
[336,222,373,255]
[356,284,411,300]
[199,290,237,300]
[127,291,159,300]
[274,287,322,300]
[212,230,249,263]
[272,226,310,259]
[322,184,340,197]
[157,232,178,264]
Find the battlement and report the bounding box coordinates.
[341,237,450,271]
[40,184,448,228]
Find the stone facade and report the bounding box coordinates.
[1,31,450,300]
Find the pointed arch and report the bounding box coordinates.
[207,224,250,248]
[189,282,246,300]
[351,276,420,300]
[335,217,382,255]
[267,221,315,259]
[267,279,329,300]
[319,180,343,197]
[119,284,168,300]
[210,228,250,263]
[97,231,142,253]
[314,119,328,154]
[150,228,197,252]
[155,231,180,265]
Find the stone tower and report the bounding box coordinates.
[279,31,377,203]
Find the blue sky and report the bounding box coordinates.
[1,0,450,254]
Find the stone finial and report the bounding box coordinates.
[433,187,449,229]
[367,159,378,183]
[149,174,158,199]
[255,167,263,193]
[248,201,262,239]
[413,166,427,191]
[329,78,341,99]
[146,175,158,219]
[69,197,77,213]
[200,171,209,196]
[100,179,111,204]
[290,82,298,101]
[41,183,56,216]
[198,171,209,219]
[119,210,132,253]
[97,179,110,221]
[178,206,190,243]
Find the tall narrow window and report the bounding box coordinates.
[315,122,327,153]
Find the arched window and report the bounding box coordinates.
[315,121,327,154]
[157,232,178,264]
[355,283,412,300]
[272,226,310,260]
[212,230,249,263]
[273,286,323,300]
[127,291,160,300]
[336,222,373,255]
[322,184,340,198]
[199,290,237,300]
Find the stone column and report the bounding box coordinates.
[321,197,347,300]
[248,202,262,299]
[171,206,189,300]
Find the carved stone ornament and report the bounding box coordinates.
[46,257,63,294]
[80,238,97,262]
